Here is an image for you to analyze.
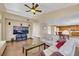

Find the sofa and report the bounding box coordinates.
[41,34,60,46]
[0,41,7,56]
[40,39,78,56]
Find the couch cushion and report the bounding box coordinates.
[56,41,65,49]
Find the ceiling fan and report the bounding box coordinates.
[24,3,42,14]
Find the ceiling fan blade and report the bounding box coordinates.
[24,4,31,9]
[32,3,35,9]
[36,10,42,12]
[35,4,39,8]
[26,10,31,12]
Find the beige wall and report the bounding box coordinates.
[5,19,32,41]
[32,22,40,37]
[0,11,6,41]
[31,21,49,39]
[1,12,34,41]
[0,4,6,41]
[0,23,1,41]
[3,12,43,41]
[0,13,2,41]
[40,23,48,38]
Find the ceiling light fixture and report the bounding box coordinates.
[31,9,36,14]
[31,9,35,13]
[24,3,42,15]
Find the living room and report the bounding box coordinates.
[1,3,79,56]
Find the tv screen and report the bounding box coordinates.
[13,26,29,34]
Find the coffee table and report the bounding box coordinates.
[22,42,46,56]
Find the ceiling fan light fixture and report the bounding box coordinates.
[25,3,42,15]
[31,9,36,13]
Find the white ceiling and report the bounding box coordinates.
[4,3,77,19]
[46,12,79,26]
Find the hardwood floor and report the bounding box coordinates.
[3,39,43,56]
[2,39,79,56]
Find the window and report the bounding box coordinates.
[48,26,51,34]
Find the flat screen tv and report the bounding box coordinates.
[13,26,29,34]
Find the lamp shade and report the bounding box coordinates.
[62,30,69,35]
